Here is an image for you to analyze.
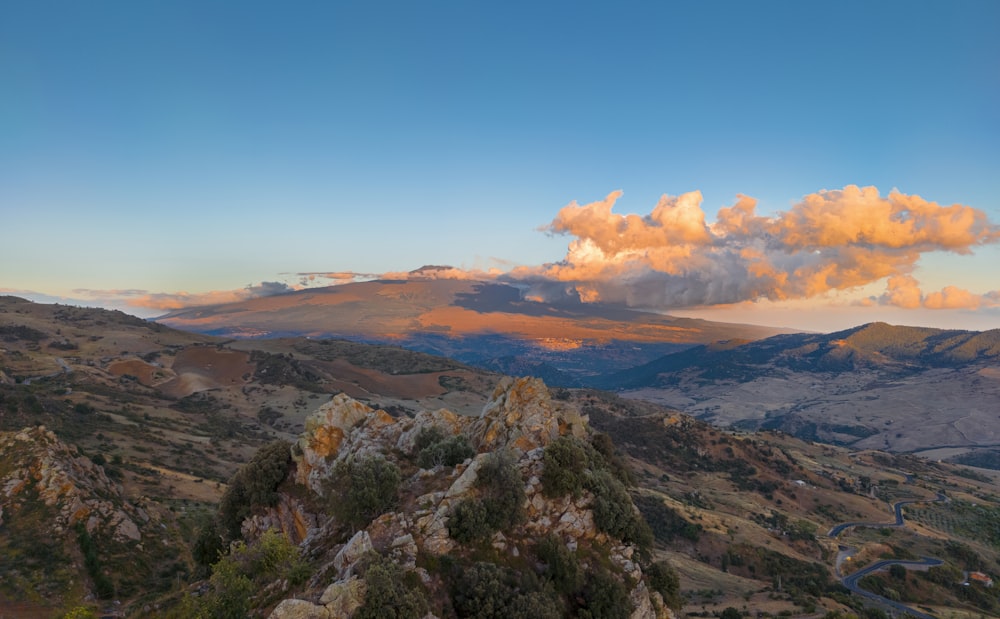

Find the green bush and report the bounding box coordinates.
[448,450,525,543]
[448,499,493,543]
[590,432,633,485]
[218,440,291,540]
[476,449,525,529]
[536,534,582,594]
[634,493,701,543]
[579,568,629,619]
[541,435,592,498]
[418,433,475,468]
[451,561,562,619]
[75,523,113,599]
[590,471,652,553]
[192,514,225,574]
[356,554,428,619]
[186,529,308,618]
[331,454,402,529]
[413,425,446,452]
[644,560,681,610]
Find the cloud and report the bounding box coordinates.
[100,185,998,318]
[380,265,505,281]
[295,271,380,286]
[508,185,1000,310]
[128,282,294,311]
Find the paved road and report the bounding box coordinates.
[841,557,943,619]
[827,493,946,537]
[828,492,947,618]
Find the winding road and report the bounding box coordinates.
[828,490,947,619]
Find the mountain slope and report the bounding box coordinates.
[605,322,1000,455]
[155,279,794,383]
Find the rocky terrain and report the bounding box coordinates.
[4,297,1000,617]
[236,376,675,618]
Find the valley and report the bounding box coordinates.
[3,295,1000,618]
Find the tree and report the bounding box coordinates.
[218,440,291,540]
[720,607,742,619]
[355,555,428,619]
[331,454,402,529]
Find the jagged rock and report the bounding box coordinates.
[266,376,668,618]
[294,395,404,493]
[243,493,318,545]
[114,513,141,541]
[470,376,587,452]
[320,576,366,616]
[267,598,331,619]
[333,530,373,578]
[294,395,376,488]
[397,408,465,453]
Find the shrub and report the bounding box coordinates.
[644,560,681,610]
[541,435,591,498]
[192,515,225,574]
[634,493,701,543]
[476,449,525,530]
[218,440,291,540]
[579,568,629,619]
[536,534,582,594]
[448,450,525,543]
[720,608,742,619]
[332,454,402,529]
[356,555,428,619]
[418,433,475,468]
[75,523,113,599]
[449,499,493,543]
[590,432,633,485]
[413,425,446,452]
[590,471,652,553]
[452,561,562,619]
[188,529,308,618]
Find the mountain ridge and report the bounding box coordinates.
[154,280,795,384]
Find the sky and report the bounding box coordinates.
[2,1,999,331]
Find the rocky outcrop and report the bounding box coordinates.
[0,425,148,542]
[269,377,674,619]
[242,493,317,545]
[470,376,587,452]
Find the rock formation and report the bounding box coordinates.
[257,377,676,618]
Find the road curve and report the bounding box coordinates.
[828,492,947,618]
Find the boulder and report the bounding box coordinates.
[267,598,330,619]
[320,576,367,616]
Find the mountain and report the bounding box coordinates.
[6,296,1000,618]
[601,322,1000,457]
[155,279,794,385]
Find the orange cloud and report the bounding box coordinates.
[512,186,1000,309]
[128,282,293,311]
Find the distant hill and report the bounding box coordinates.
[5,297,1000,617]
[599,322,1000,390]
[155,279,794,385]
[603,322,1000,456]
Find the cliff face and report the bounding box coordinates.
[252,376,675,619]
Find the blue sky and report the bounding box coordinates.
[2,1,999,330]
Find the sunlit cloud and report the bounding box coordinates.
[128,282,294,311]
[97,185,999,321]
[871,275,999,310]
[506,185,1000,310]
